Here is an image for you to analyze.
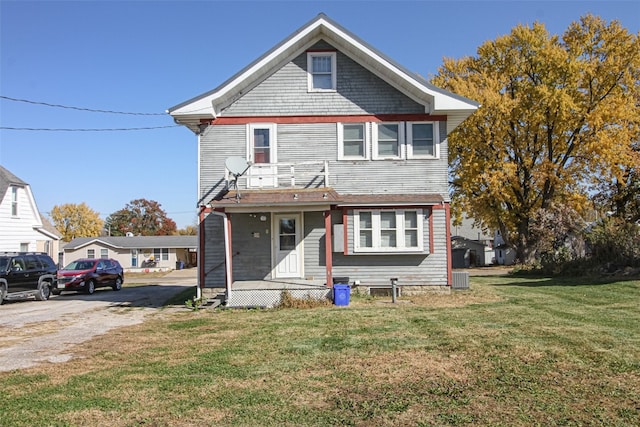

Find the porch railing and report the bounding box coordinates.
[225,160,329,189]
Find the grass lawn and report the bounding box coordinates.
[1,275,638,426]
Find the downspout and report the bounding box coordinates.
[208,209,232,299]
[444,202,453,287]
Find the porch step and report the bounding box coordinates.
[203,293,225,309]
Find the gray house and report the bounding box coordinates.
[168,14,478,307]
[62,236,197,271]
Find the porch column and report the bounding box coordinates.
[324,209,333,287]
[198,207,209,296]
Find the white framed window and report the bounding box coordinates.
[307,52,336,91]
[354,209,423,252]
[11,186,18,216]
[87,249,95,258]
[337,122,369,160]
[407,122,439,159]
[154,248,169,261]
[372,122,404,160]
[100,248,108,259]
[247,123,277,164]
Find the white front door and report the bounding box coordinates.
[247,123,278,188]
[273,213,302,278]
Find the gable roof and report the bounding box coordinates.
[0,165,27,201]
[63,235,197,251]
[168,13,478,133]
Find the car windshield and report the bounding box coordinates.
[63,260,96,271]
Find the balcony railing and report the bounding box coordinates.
[225,160,329,189]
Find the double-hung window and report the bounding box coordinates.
[407,122,439,158]
[372,122,403,159]
[338,122,368,160]
[354,209,423,253]
[307,52,336,91]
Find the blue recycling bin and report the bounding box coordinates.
[333,284,351,306]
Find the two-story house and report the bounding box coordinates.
[169,14,478,307]
[0,165,61,259]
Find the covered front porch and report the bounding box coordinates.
[198,188,340,307]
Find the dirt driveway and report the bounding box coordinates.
[0,270,196,372]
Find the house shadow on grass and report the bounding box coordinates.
[489,272,640,287]
[49,284,193,309]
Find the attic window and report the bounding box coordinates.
[307,52,336,91]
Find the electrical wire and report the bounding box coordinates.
[0,125,181,132]
[0,95,167,116]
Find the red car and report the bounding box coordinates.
[55,258,124,295]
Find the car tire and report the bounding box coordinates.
[86,280,95,295]
[0,285,6,305]
[112,276,123,291]
[35,282,51,301]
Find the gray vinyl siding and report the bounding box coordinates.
[229,213,273,281]
[331,207,448,287]
[223,42,425,116]
[303,211,327,280]
[202,213,226,288]
[207,208,448,288]
[199,122,450,201]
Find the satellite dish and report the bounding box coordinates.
[225,156,250,177]
[224,157,251,202]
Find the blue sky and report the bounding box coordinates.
[1,0,638,229]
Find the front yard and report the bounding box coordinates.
[1,274,638,426]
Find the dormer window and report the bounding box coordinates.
[307,52,336,91]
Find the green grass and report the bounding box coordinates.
[1,275,639,426]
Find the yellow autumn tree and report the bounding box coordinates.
[432,15,640,263]
[50,202,104,241]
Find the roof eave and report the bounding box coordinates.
[168,14,479,125]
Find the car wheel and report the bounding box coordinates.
[86,280,95,295]
[35,282,51,301]
[112,276,123,291]
[0,285,6,305]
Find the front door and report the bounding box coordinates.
[273,213,302,278]
[247,123,278,188]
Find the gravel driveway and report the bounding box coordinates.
[0,273,194,372]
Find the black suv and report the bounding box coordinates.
[0,252,58,304]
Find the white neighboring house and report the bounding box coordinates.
[494,229,517,266]
[0,165,61,258]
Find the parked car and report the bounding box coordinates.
[0,252,57,304]
[55,258,124,295]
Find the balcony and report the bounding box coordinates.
[225,160,329,190]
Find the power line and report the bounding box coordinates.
[1,125,181,132]
[0,95,167,116]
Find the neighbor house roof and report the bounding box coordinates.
[0,165,27,201]
[168,13,479,133]
[63,235,197,251]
